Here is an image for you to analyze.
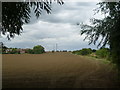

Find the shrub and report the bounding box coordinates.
[52,50,55,53]
[92,49,96,52]
[72,50,81,55]
[72,48,92,55]
[96,48,110,58]
[26,49,34,54]
[63,50,67,52]
[80,48,92,55]
[9,48,19,54]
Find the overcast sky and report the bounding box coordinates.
[0,1,104,51]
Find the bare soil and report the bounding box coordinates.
[2,52,120,88]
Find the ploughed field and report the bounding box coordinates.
[2,52,120,88]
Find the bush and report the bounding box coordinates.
[72,48,92,55]
[52,50,55,53]
[92,49,96,52]
[26,49,34,54]
[72,50,80,55]
[9,48,19,54]
[96,48,110,58]
[80,48,92,55]
[63,50,67,52]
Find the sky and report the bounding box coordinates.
[0,1,105,51]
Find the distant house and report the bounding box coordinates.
[4,48,30,54]
[5,49,12,53]
[19,49,26,54]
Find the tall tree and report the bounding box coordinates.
[0,42,8,53]
[80,2,120,69]
[1,0,64,39]
[33,45,45,54]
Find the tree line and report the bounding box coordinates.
[72,48,110,60]
[0,43,45,54]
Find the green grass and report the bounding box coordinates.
[81,55,118,70]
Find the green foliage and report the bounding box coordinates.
[79,2,120,69]
[2,1,64,40]
[10,48,19,54]
[0,42,8,53]
[72,48,92,55]
[72,50,81,55]
[96,48,110,58]
[80,48,92,55]
[0,42,46,54]
[33,45,45,54]
[63,50,67,52]
[92,49,96,52]
[26,49,34,54]
[52,50,55,53]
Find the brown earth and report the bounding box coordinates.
[2,52,120,88]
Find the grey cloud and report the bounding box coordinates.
[29,2,98,25]
[75,2,97,7]
[0,2,102,51]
